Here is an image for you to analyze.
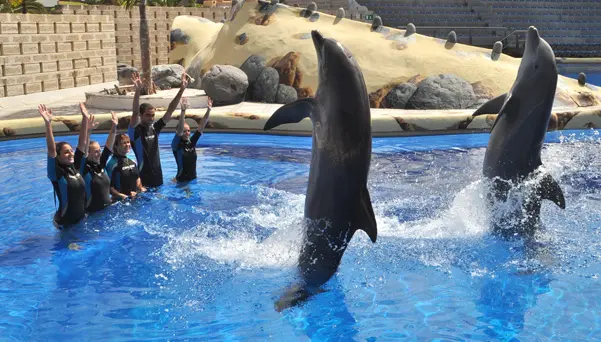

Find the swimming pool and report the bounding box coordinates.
[1,130,600,341]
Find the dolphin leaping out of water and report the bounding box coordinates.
[473,26,565,239]
[263,30,377,311]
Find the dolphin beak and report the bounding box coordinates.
[525,26,540,52]
[311,30,325,51]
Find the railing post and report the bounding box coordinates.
[469,28,472,45]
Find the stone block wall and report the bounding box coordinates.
[0,13,117,98]
[61,5,231,68]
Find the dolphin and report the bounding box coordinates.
[473,26,565,239]
[263,30,377,311]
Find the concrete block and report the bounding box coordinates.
[71,23,86,33]
[1,44,21,55]
[57,42,72,52]
[25,82,43,94]
[74,59,89,69]
[23,63,41,74]
[58,60,73,71]
[59,77,74,89]
[1,23,18,34]
[75,76,90,86]
[19,23,37,34]
[38,23,55,34]
[41,62,58,72]
[90,74,104,84]
[73,41,87,51]
[21,43,39,55]
[3,64,22,76]
[40,43,57,54]
[5,84,24,96]
[43,79,59,91]
[55,23,71,34]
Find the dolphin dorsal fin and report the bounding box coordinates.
[263,98,317,131]
[538,173,566,209]
[472,93,508,117]
[356,186,378,243]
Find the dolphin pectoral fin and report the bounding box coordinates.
[274,283,326,312]
[263,98,317,131]
[357,186,378,243]
[472,93,508,116]
[539,173,566,209]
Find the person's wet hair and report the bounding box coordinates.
[55,142,70,155]
[140,103,154,115]
[114,133,130,152]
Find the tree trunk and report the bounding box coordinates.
[139,0,155,95]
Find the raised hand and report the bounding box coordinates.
[89,114,100,131]
[180,97,189,111]
[79,102,90,120]
[110,111,118,129]
[38,104,53,125]
[180,70,188,89]
[131,72,143,92]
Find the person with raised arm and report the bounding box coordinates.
[76,103,119,212]
[105,133,147,201]
[127,71,189,188]
[39,104,88,229]
[171,96,212,183]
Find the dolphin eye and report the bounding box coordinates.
[534,64,539,70]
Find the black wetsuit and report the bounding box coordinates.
[47,156,86,228]
[75,148,112,213]
[128,119,166,187]
[106,153,140,196]
[171,131,202,182]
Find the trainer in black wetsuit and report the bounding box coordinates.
[127,71,189,188]
[48,153,86,227]
[105,133,146,200]
[39,103,89,229]
[171,96,212,182]
[76,147,112,212]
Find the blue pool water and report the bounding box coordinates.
[1,130,601,341]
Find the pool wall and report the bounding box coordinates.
[1,102,601,140]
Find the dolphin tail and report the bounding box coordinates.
[472,93,508,116]
[355,186,378,243]
[538,173,565,209]
[274,283,326,312]
[263,98,317,130]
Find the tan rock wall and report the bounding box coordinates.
[0,13,117,98]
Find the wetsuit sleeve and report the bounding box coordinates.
[190,131,202,146]
[171,134,181,151]
[74,148,86,175]
[47,156,58,181]
[100,147,112,169]
[154,118,167,135]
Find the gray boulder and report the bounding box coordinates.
[201,65,249,105]
[385,83,417,109]
[252,67,279,103]
[240,55,266,83]
[275,84,298,104]
[152,64,185,90]
[117,63,138,86]
[406,74,478,110]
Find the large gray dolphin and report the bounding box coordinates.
[473,26,565,239]
[263,30,377,311]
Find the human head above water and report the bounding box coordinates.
[140,103,155,126]
[114,133,131,156]
[87,141,102,164]
[55,142,74,166]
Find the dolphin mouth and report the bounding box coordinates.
[311,30,324,48]
[525,26,540,53]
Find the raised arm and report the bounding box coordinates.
[162,71,189,123]
[105,111,118,153]
[175,97,189,137]
[130,72,143,128]
[77,102,90,154]
[38,104,56,158]
[197,97,212,134]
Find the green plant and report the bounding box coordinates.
[0,0,48,13]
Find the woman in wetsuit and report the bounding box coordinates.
[171,97,212,182]
[106,133,146,201]
[39,104,88,229]
[75,103,119,212]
